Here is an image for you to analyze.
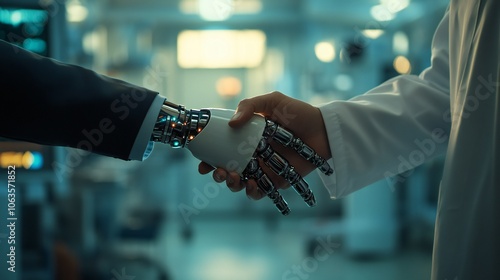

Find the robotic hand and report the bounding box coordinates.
[151,100,334,215]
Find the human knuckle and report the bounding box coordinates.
[238,98,251,107]
[269,90,284,97]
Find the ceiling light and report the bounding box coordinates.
[380,0,410,13]
[393,31,409,55]
[177,30,266,68]
[370,4,395,22]
[198,0,233,21]
[315,41,336,63]
[394,55,411,74]
[66,3,88,23]
[216,76,242,97]
[362,29,385,39]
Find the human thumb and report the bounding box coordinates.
[228,92,286,127]
[229,108,252,127]
[228,106,253,128]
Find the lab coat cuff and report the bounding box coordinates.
[129,95,166,160]
[317,102,350,199]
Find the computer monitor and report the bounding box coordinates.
[0,3,50,56]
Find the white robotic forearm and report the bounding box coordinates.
[151,100,334,215]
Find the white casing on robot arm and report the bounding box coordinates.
[186,108,266,174]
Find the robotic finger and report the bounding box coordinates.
[251,138,316,207]
[243,158,291,215]
[263,120,334,176]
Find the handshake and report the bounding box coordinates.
[152,92,333,215]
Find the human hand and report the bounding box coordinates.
[198,91,332,202]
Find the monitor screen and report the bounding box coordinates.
[0,6,49,55]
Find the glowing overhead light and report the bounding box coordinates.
[370,4,396,22]
[180,0,262,17]
[362,29,385,39]
[177,30,266,68]
[380,0,410,13]
[315,41,336,63]
[198,0,233,21]
[393,31,409,55]
[216,76,242,97]
[394,55,411,74]
[66,2,88,23]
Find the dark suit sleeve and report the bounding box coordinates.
[0,40,159,160]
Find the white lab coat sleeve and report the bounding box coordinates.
[318,11,451,199]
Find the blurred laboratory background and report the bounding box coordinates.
[0,0,449,279]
